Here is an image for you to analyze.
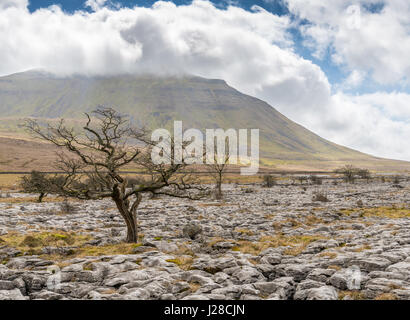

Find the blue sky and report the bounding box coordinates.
[28,0,289,14]
[2,0,410,160]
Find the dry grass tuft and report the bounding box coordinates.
[304,215,325,226]
[165,244,197,271]
[100,289,117,295]
[198,202,232,207]
[338,291,366,300]
[317,251,338,259]
[232,234,325,256]
[188,282,202,293]
[235,228,254,236]
[1,230,152,261]
[166,256,195,271]
[374,293,397,300]
[272,221,283,231]
[352,244,372,252]
[0,195,82,204]
[71,243,145,258]
[0,231,91,254]
[328,265,342,271]
[207,237,230,247]
[340,206,410,219]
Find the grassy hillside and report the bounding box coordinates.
[0,70,405,171]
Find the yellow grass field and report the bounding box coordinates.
[2,135,410,174]
[0,174,24,190]
[0,172,266,191]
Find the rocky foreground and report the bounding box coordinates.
[1,179,410,300]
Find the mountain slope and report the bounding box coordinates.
[0,70,399,169]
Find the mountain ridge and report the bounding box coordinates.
[0,70,406,171]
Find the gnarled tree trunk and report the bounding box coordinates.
[215,171,223,199]
[112,184,142,243]
[38,192,46,203]
[215,182,222,199]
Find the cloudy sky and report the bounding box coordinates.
[1,0,410,161]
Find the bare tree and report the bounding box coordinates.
[334,164,357,183]
[309,175,322,185]
[263,175,276,187]
[357,168,371,182]
[334,165,371,184]
[23,107,205,243]
[206,140,230,199]
[20,171,66,202]
[20,171,51,202]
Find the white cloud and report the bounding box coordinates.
[312,92,410,161]
[0,0,328,129]
[0,0,410,160]
[0,0,28,10]
[272,0,410,160]
[342,70,366,89]
[0,0,324,99]
[257,83,410,161]
[85,0,108,11]
[286,0,410,85]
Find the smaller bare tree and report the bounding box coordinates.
[298,176,308,185]
[335,165,371,184]
[206,140,231,199]
[309,175,323,185]
[334,164,357,183]
[20,171,63,202]
[263,174,276,187]
[357,168,371,182]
